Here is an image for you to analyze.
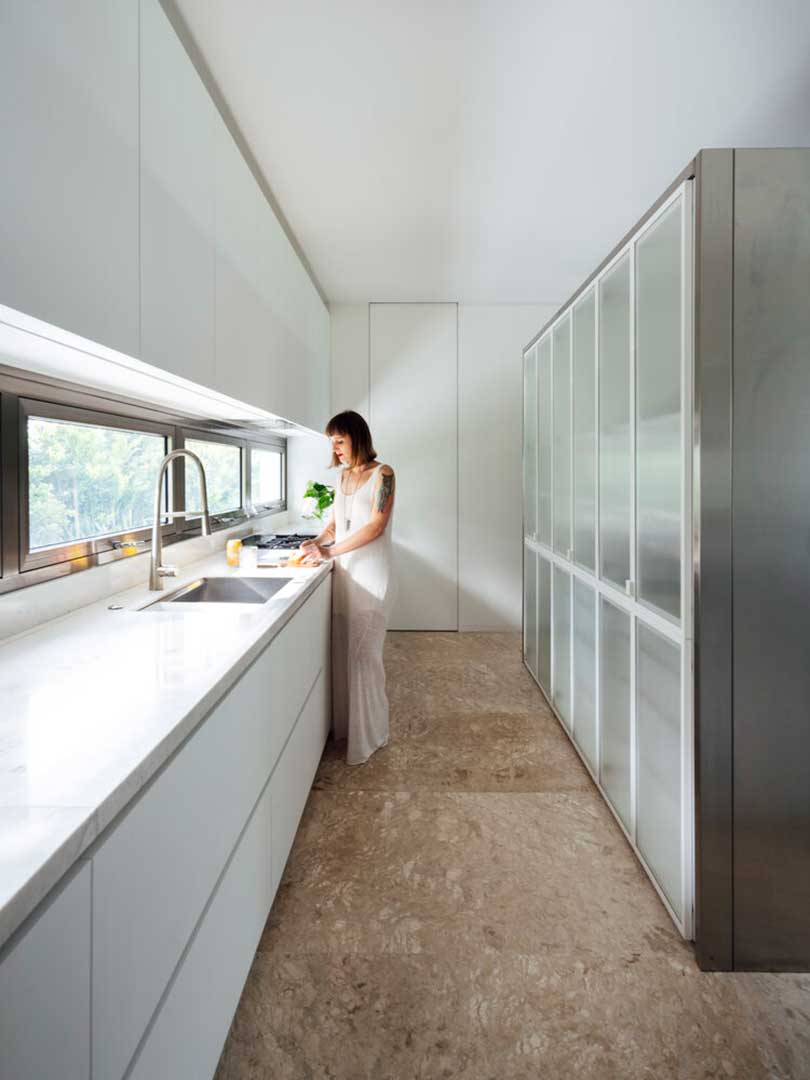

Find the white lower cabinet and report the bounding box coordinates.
[129,667,329,1080]
[271,668,330,893]
[0,577,331,1080]
[128,767,276,1080]
[0,863,91,1080]
[91,575,331,1080]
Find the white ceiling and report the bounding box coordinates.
[175,0,810,307]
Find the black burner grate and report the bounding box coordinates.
[242,532,317,550]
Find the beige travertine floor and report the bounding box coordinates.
[215,632,810,1080]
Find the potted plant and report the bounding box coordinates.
[302,481,335,521]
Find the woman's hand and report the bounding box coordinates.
[300,542,332,566]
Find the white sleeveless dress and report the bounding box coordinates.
[331,464,395,764]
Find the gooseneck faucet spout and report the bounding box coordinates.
[149,449,212,590]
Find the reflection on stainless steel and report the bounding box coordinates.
[552,314,571,555]
[599,253,632,590]
[142,576,292,607]
[636,200,683,621]
[573,290,597,571]
[149,449,212,591]
[170,576,289,604]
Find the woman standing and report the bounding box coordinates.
[301,411,395,765]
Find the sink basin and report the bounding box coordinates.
[146,576,293,607]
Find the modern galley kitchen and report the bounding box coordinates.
[1,2,810,1079]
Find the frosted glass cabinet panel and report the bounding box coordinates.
[553,567,572,729]
[637,624,683,918]
[573,290,597,571]
[573,579,597,772]
[537,336,553,547]
[552,316,572,556]
[600,598,632,830]
[636,201,683,621]
[523,348,538,540]
[599,254,632,591]
[537,554,552,695]
[523,544,538,678]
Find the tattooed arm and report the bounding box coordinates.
[306,465,395,561]
[301,509,335,556]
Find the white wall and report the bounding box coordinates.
[330,302,556,631]
[285,434,335,528]
[459,305,556,630]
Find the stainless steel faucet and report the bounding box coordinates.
[149,449,212,590]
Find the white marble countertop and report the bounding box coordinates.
[0,551,331,951]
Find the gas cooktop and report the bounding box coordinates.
[242,532,317,551]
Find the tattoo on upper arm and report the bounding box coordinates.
[376,468,395,512]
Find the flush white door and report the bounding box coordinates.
[369,303,458,631]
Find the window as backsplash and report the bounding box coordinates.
[185,437,242,517]
[27,415,168,550]
[0,367,288,596]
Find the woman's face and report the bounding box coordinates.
[331,432,352,466]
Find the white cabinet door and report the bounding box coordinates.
[523,543,538,678]
[128,775,274,1080]
[92,578,329,1080]
[271,669,330,893]
[214,118,271,410]
[0,862,90,1080]
[213,117,330,428]
[0,1,139,355]
[140,0,216,386]
[369,303,458,630]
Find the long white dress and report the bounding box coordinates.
[331,464,394,764]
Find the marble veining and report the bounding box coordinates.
[215,632,810,1080]
[0,553,331,949]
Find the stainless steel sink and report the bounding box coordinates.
[144,576,293,607]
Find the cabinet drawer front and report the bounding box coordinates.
[130,667,329,1080]
[271,668,330,893]
[266,574,331,764]
[128,772,274,1080]
[92,577,330,1080]
[0,862,91,1080]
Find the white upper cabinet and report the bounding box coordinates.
[0,0,139,355]
[140,0,217,387]
[214,119,330,429]
[214,118,272,409]
[0,2,328,429]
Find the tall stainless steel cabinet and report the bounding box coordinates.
[522,148,810,972]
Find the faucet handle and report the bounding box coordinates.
[157,565,178,578]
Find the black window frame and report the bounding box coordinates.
[19,397,177,573]
[0,365,288,596]
[246,438,287,516]
[178,426,248,531]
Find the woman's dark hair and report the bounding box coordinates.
[325,410,377,468]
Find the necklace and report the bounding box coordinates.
[342,464,368,531]
[343,467,359,531]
